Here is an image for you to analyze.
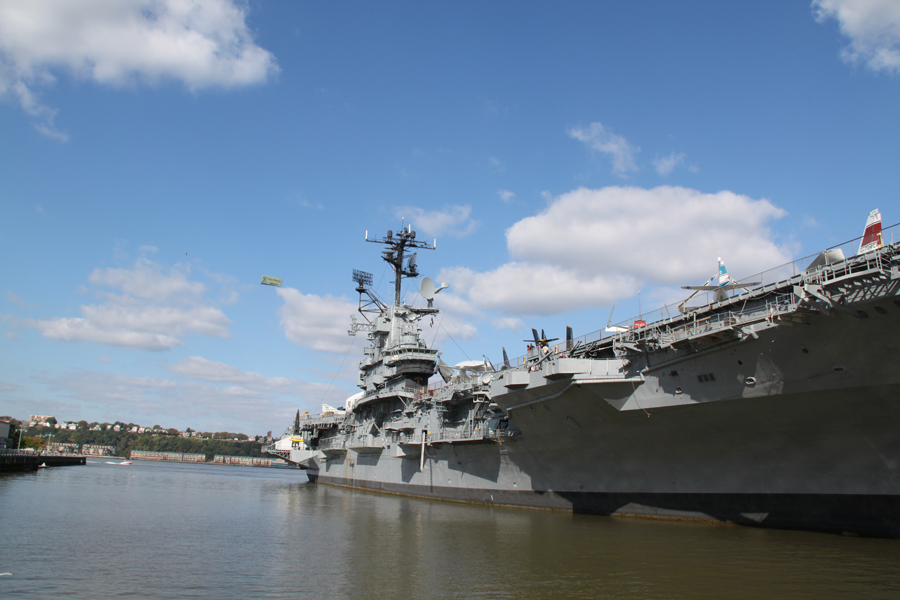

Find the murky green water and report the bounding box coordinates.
[1,460,898,599]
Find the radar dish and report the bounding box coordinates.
[420,277,435,300]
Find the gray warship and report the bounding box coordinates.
[269,211,900,536]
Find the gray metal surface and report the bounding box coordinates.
[269,233,900,536]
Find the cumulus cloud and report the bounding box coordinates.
[492,316,524,331]
[168,355,302,393]
[5,291,36,309]
[31,257,230,350]
[395,205,479,238]
[277,288,359,354]
[89,258,206,302]
[568,122,640,177]
[441,186,791,316]
[814,0,900,74]
[38,369,307,433]
[0,0,278,139]
[498,190,516,203]
[653,152,686,176]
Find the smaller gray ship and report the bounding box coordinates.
[270,210,900,536]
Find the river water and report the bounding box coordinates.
[1,460,899,599]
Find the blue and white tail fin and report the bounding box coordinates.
[858,209,883,254]
[717,257,731,287]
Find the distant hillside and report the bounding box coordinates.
[25,427,266,460]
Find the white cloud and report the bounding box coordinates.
[498,189,516,203]
[653,152,686,176]
[814,0,900,74]
[443,262,635,316]
[5,291,36,309]
[492,316,524,331]
[37,369,294,432]
[568,122,640,177]
[0,381,18,391]
[395,205,479,238]
[89,258,205,302]
[0,0,278,139]
[277,288,358,354]
[441,186,791,316]
[167,356,302,393]
[35,304,230,350]
[421,312,478,345]
[31,257,231,350]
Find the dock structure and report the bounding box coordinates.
[129,450,206,463]
[0,451,86,472]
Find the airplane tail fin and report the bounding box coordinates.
[566,326,574,352]
[859,209,883,254]
[717,257,731,285]
[502,347,510,369]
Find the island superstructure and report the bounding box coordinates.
[270,211,900,536]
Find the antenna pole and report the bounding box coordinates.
[365,227,433,306]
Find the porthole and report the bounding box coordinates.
[833,366,845,373]
[737,360,743,365]
[675,387,683,394]
[857,310,869,318]
[801,348,809,354]
[745,377,756,386]
[875,306,887,315]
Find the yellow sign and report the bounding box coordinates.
[261,275,282,287]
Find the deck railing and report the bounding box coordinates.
[505,228,900,367]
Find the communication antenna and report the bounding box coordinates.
[420,277,435,300]
[366,226,433,305]
[419,277,448,307]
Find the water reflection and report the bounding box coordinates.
[1,462,899,599]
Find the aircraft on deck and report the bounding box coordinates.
[681,257,761,305]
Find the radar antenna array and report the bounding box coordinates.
[352,268,385,321]
[353,269,373,290]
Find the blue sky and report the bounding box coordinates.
[2,0,899,435]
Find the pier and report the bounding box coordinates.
[0,450,86,472]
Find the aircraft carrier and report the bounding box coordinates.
[269,212,900,536]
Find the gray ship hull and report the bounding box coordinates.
[307,299,900,536]
[308,383,900,536]
[274,229,900,536]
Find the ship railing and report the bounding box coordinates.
[504,294,798,367]
[503,225,900,367]
[317,437,347,451]
[265,446,291,460]
[427,422,519,443]
[412,379,489,404]
[643,294,798,346]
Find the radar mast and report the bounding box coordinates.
[365,226,434,306]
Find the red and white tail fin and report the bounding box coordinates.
[858,209,883,254]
